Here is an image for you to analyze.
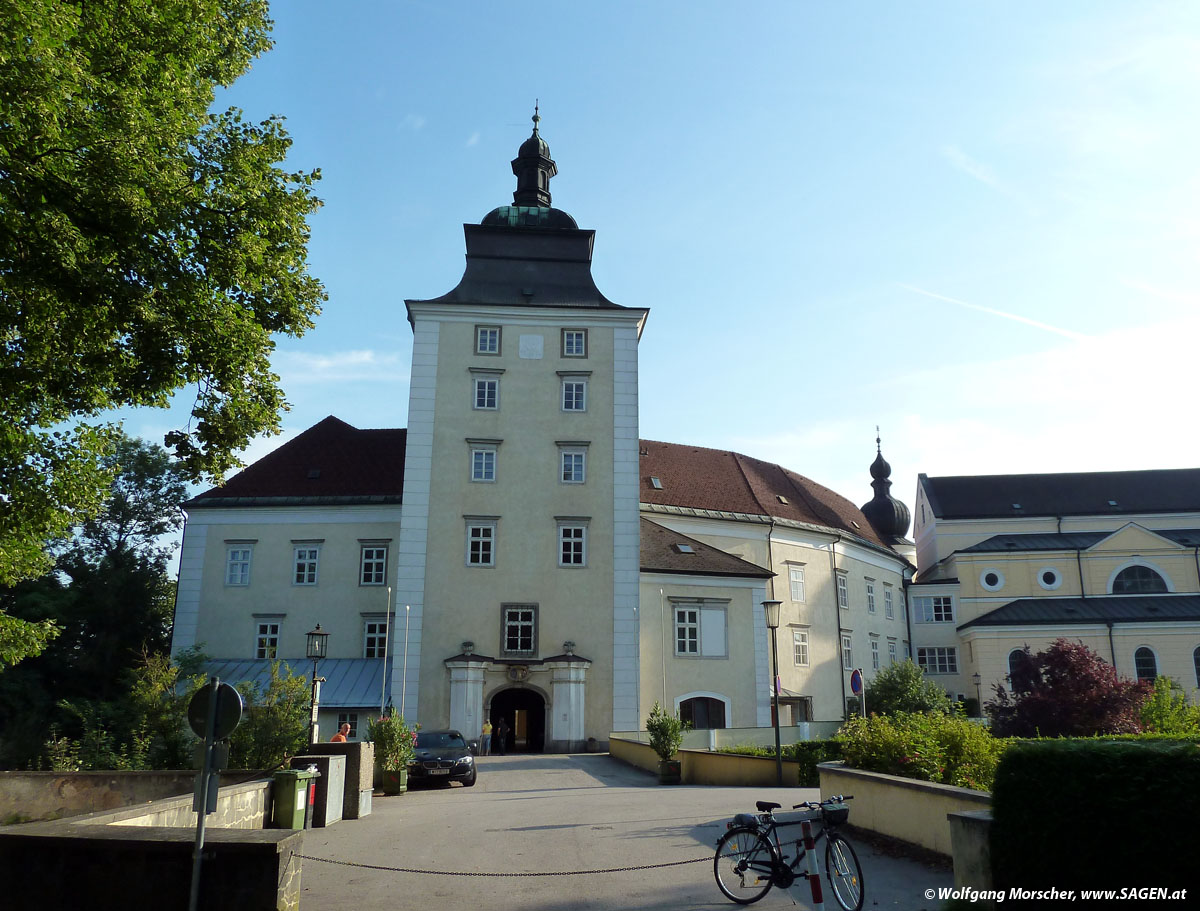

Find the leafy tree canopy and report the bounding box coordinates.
[0,0,325,585]
[986,639,1148,738]
[863,659,954,716]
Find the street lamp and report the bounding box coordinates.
[972,672,982,716]
[306,624,329,743]
[762,599,783,787]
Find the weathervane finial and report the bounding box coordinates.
[532,100,540,131]
[875,425,881,454]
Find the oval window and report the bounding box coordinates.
[981,570,1005,592]
[1038,568,1062,591]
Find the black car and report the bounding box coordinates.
[407,729,477,787]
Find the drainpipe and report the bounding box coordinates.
[1193,546,1200,591]
[1107,621,1117,669]
[902,565,914,662]
[766,518,778,602]
[828,535,846,711]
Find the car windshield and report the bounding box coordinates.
[416,732,466,749]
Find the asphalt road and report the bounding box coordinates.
[297,753,953,910]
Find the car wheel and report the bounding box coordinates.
[462,768,477,787]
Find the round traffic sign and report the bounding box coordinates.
[849,668,864,695]
[188,682,244,740]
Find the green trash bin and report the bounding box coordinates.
[273,768,318,829]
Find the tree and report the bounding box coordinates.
[1139,676,1200,736]
[863,659,954,716]
[986,639,1148,738]
[228,661,310,770]
[0,0,325,587]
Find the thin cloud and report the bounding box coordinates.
[465,131,480,147]
[897,284,1090,340]
[273,349,410,384]
[400,113,426,131]
[941,145,1001,189]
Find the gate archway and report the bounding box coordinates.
[488,688,546,753]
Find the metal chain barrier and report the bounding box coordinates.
[297,852,712,877]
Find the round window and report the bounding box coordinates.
[981,570,1005,591]
[1038,567,1063,591]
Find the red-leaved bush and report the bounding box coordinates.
[986,639,1148,738]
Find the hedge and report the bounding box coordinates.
[713,741,844,786]
[990,740,1200,891]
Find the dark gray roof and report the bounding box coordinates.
[920,468,1200,520]
[958,595,1200,630]
[962,528,1200,553]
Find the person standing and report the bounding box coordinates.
[330,722,351,743]
[495,717,509,756]
[480,719,492,756]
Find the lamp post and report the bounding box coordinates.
[306,624,329,743]
[762,599,783,787]
[972,672,982,716]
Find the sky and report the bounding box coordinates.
[119,1,1200,524]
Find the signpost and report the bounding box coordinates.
[187,678,243,911]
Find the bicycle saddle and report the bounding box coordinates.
[755,801,781,812]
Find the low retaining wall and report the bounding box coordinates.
[817,761,990,857]
[609,737,801,786]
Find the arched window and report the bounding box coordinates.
[1112,565,1168,594]
[1134,647,1158,682]
[1193,646,1200,688]
[1007,648,1035,693]
[679,696,727,730]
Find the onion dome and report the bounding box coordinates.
[481,103,578,228]
[860,431,912,543]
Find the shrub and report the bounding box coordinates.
[646,701,684,761]
[991,740,1200,890]
[793,740,844,786]
[837,711,1006,790]
[1140,676,1200,735]
[863,659,953,716]
[367,713,418,771]
[227,660,309,770]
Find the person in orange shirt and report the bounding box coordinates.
[330,722,351,743]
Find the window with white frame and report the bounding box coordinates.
[917,646,958,674]
[560,447,586,484]
[502,604,537,656]
[363,619,388,658]
[473,376,499,410]
[866,581,876,613]
[337,712,359,739]
[561,377,587,412]
[255,620,281,659]
[561,328,587,358]
[360,544,387,585]
[558,522,587,567]
[293,545,319,585]
[841,634,853,669]
[884,587,894,619]
[673,602,728,657]
[466,520,497,567]
[836,574,848,609]
[871,638,880,669]
[888,639,898,664]
[471,447,497,482]
[793,629,809,666]
[226,544,252,585]
[475,325,500,355]
[914,595,954,623]
[789,566,805,602]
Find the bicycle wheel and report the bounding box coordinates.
[824,833,864,911]
[714,827,777,904]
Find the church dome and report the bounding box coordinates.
[860,434,912,542]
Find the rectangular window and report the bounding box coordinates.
[871,639,880,670]
[255,621,280,659]
[888,640,898,665]
[914,595,954,623]
[467,523,496,567]
[789,566,805,602]
[836,574,848,609]
[866,582,876,613]
[293,546,319,585]
[226,547,251,586]
[471,448,496,482]
[841,634,853,670]
[675,607,699,655]
[337,712,359,739]
[475,325,500,355]
[562,328,587,358]
[562,379,587,412]
[561,449,586,483]
[364,620,388,658]
[502,604,537,656]
[793,629,809,666]
[673,602,728,657]
[559,525,587,566]
[884,588,894,619]
[917,647,959,675]
[474,377,498,410]
[360,545,387,586]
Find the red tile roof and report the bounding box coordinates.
[639,439,889,548]
[187,416,407,506]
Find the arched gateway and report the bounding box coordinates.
[488,687,546,753]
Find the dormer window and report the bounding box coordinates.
[650,477,663,490]
[674,544,695,554]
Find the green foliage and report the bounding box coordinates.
[367,713,419,771]
[1139,676,1200,735]
[646,700,685,761]
[794,740,844,786]
[862,659,953,716]
[0,0,325,586]
[0,610,59,670]
[837,711,1007,791]
[227,661,309,770]
[990,740,1200,890]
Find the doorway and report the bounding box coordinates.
[489,688,546,753]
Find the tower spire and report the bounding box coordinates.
[511,101,557,208]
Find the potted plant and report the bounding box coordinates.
[646,701,685,784]
[368,714,418,795]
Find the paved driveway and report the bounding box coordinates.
[297,753,952,910]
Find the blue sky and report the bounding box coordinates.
[121,1,1200,516]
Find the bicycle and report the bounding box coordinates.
[714,795,864,909]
